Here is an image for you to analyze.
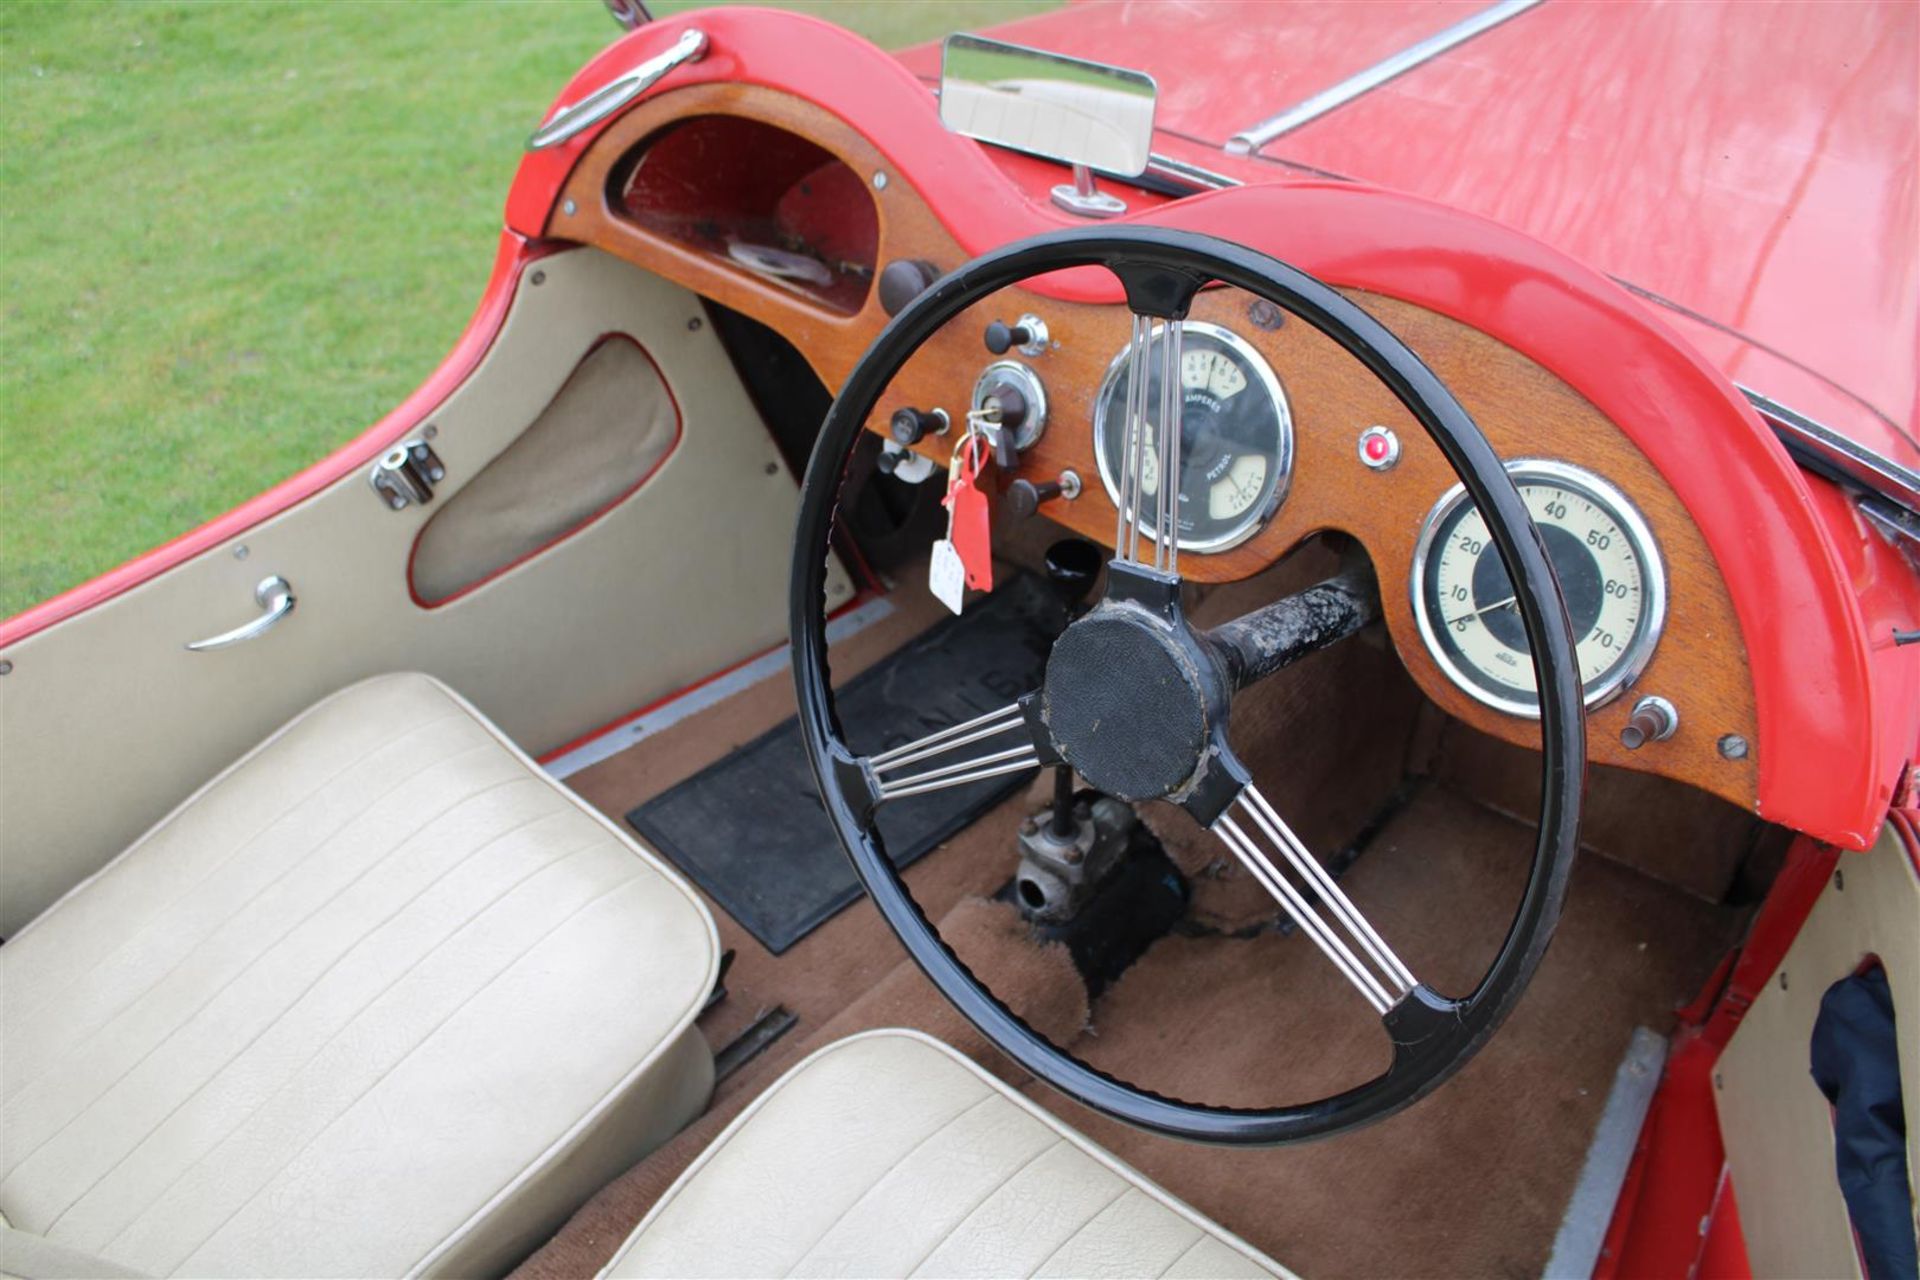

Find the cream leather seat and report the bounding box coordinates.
[604,1029,1287,1279]
[0,673,719,1279]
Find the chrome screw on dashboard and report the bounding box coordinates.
[1357,425,1400,471]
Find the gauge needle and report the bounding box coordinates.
[1443,594,1517,628]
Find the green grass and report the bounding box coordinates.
[0,0,1054,619]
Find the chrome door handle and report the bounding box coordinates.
[526,27,706,151]
[185,576,296,652]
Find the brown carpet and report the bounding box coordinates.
[522,548,1751,1278]
[1029,785,1743,1279]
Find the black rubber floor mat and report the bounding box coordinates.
[628,575,1059,954]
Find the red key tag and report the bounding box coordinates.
[929,435,992,614]
[944,434,994,593]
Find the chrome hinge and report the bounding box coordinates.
[369,439,446,511]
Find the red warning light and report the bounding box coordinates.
[1357,426,1400,470]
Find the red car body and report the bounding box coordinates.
[14,1,1915,845]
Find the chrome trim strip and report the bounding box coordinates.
[542,596,895,779]
[1225,0,1544,156]
[1545,1027,1669,1280]
[527,28,706,152]
[1860,502,1920,557]
[1145,152,1241,190]
[1739,385,1920,517]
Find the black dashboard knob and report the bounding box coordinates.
[1005,477,1063,519]
[878,259,940,317]
[888,407,945,445]
[984,319,1035,355]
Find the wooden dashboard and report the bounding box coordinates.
[545,81,1759,812]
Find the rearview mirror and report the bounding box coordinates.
[939,34,1157,180]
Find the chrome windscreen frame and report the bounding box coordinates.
[1090,320,1294,555]
[1408,458,1668,718]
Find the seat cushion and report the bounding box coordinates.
[0,672,719,1278]
[603,1029,1287,1279]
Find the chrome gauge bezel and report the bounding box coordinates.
[1409,458,1668,718]
[1091,320,1294,554]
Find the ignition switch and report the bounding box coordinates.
[969,360,1048,465]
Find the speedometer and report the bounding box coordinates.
[1410,460,1667,717]
[1092,322,1293,553]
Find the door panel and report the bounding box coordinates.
[1713,821,1919,1278]
[0,246,853,935]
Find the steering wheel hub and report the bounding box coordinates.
[1043,605,1217,801]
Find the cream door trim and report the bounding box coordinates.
[0,247,852,935]
[1714,823,1920,1278]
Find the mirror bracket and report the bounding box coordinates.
[1051,164,1127,219]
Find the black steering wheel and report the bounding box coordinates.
[791,226,1585,1144]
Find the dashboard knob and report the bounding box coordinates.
[1620,695,1679,749]
[1005,478,1061,518]
[887,406,946,445]
[984,319,1034,355]
[1004,470,1082,519]
[877,259,940,317]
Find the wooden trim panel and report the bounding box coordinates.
[549,82,1759,811]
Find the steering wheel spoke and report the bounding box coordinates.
[856,696,1051,810]
[1111,314,1189,574]
[1206,778,1418,1015]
